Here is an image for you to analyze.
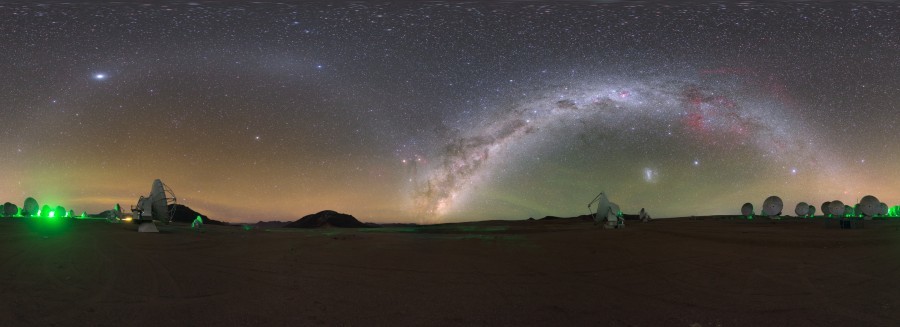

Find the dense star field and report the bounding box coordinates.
[0,2,897,223]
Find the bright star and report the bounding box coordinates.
[94,73,107,80]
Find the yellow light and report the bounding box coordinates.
[122,218,133,222]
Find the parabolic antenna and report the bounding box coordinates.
[858,195,881,220]
[608,202,623,229]
[828,200,845,217]
[795,202,809,217]
[610,202,621,217]
[821,202,832,217]
[741,203,754,217]
[880,203,889,216]
[3,202,17,217]
[148,179,177,223]
[808,205,816,217]
[23,197,38,217]
[587,191,622,229]
[588,191,610,225]
[132,179,177,233]
[762,196,783,218]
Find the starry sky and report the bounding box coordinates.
[1,1,898,224]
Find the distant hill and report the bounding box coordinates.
[284,210,372,228]
[168,204,228,225]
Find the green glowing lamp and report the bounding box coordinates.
[889,206,900,218]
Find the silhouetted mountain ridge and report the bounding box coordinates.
[284,210,372,228]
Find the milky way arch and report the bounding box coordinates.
[413,76,836,221]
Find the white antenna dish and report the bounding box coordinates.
[740,203,754,217]
[149,179,177,223]
[610,202,621,218]
[587,191,622,229]
[794,202,809,217]
[821,202,831,217]
[639,208,651,222]
[828,200,845,217]
[859,195,881,220]
[132,179,178,233]
[762,196,783,218]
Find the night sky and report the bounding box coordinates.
[1,1,898,223]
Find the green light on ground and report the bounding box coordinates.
[48,211,55,218]
[889,206,900,217]
[80,212,87,218]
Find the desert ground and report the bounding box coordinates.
[1,217,898,326]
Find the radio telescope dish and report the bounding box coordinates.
[880,203,889,216]
[149,179,177,223]
[828,200,845,217]
[808,205,816,217]
[23,197,38,217]
[794,202,809,217]
[587,191,622,229]
[821,202,831,217]
[859,195,881,220]
[741,203,754,217]
[3,202,17,217]
[131,179,177,233]
[762,196,783,218]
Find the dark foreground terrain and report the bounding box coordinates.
[0,217,898,326]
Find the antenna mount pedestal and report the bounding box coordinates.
[138,221,159,233]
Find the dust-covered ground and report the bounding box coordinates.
[0,217,898,326]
